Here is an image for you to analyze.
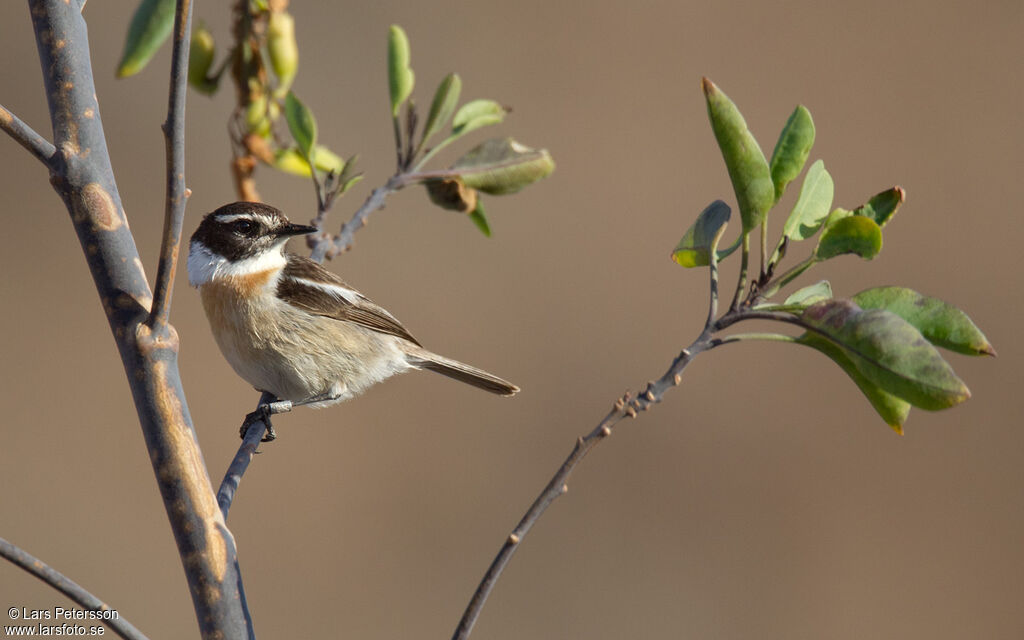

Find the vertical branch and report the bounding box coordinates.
[27,1,254,637]
[147,0,193,330]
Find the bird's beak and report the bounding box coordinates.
[277,223,319,238]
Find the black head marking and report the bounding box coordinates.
[191,202,316,261]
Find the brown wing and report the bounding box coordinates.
[277,255,421,346]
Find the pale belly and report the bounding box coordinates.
[199,280,410,404]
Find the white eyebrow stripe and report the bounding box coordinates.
[286,277,365,305]
[215,212,276,226]
[214,213,254,223]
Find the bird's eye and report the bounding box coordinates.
[231,219,256,235]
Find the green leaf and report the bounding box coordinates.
[852,286,995,356]
[451,99,506,137]
[450,138,555,195]
[116,0,175,77]
[272,145,344,177]
[671,200,732,268]
[801,299,970,410]
[387,25,415,117]
[187,23,217,95]
[781,160,834,241]
[769,105,815,202]
[422,73,462,146]
[312,145,345,175]
[798,332,911,432]
[702,77,774,233]
[284,92,317,164]
[853,186,905,227]
[336,155,362,193]
[272,148,311,176]
[785,280,833,306]
[815,215,882,260]
[468,201,492,237]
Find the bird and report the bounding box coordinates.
[187,201,518,440]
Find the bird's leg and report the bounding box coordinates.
[292,388,344,408]
[240,398,294,442]
[239,386,344,442]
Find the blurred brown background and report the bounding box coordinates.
[1,1,1021,638]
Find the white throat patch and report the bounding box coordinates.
[188,240,288,287]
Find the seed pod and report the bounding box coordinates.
[245,94,271,138]
[188,23,217,95]
[267,11,299,97]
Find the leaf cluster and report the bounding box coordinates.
[672,78,994,432]
[385,25,554,235]
[118,10,553,237]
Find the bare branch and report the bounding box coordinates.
[0,537,149,640]
[453,296,816,639]
[309,172,413,262]
[453,343,704,640]
[0,104,55,167]
[147,0,193,330]
[218,393,275,522]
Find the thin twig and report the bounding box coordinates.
[709,332,799,348]
[705,225,726,330]
[759,221,768,280]
[729,233,750,311]
[452,341,706,640]
[0,104,55,167]
[147,0,193,330]
[310,172,414,261]
[218,392,275,522]
[756,255,818,303]
[0,537,149,640]
[452,298,812,639]
[392,115,404,169]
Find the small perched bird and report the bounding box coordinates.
[188,201,518,440]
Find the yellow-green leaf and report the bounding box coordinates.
[784,280,832,307]
[798,332,911,432]
[815,215,882,260]
[671,200,732,268]
[853,186,905,228]
[782,159,834,241]
[852,286,995,356]
[422,73,462,146]
[187,23,217,95]
[387,25,414,117]
[450,138,554,195]
[469,200,491,237]
[284,91,317,163]
[702,77,774,233]
[769,105,815,202]
[451,99,506,137]
[117,0,175,78]
[801,299,970,410]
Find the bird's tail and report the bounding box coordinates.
[408,351,519,396]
